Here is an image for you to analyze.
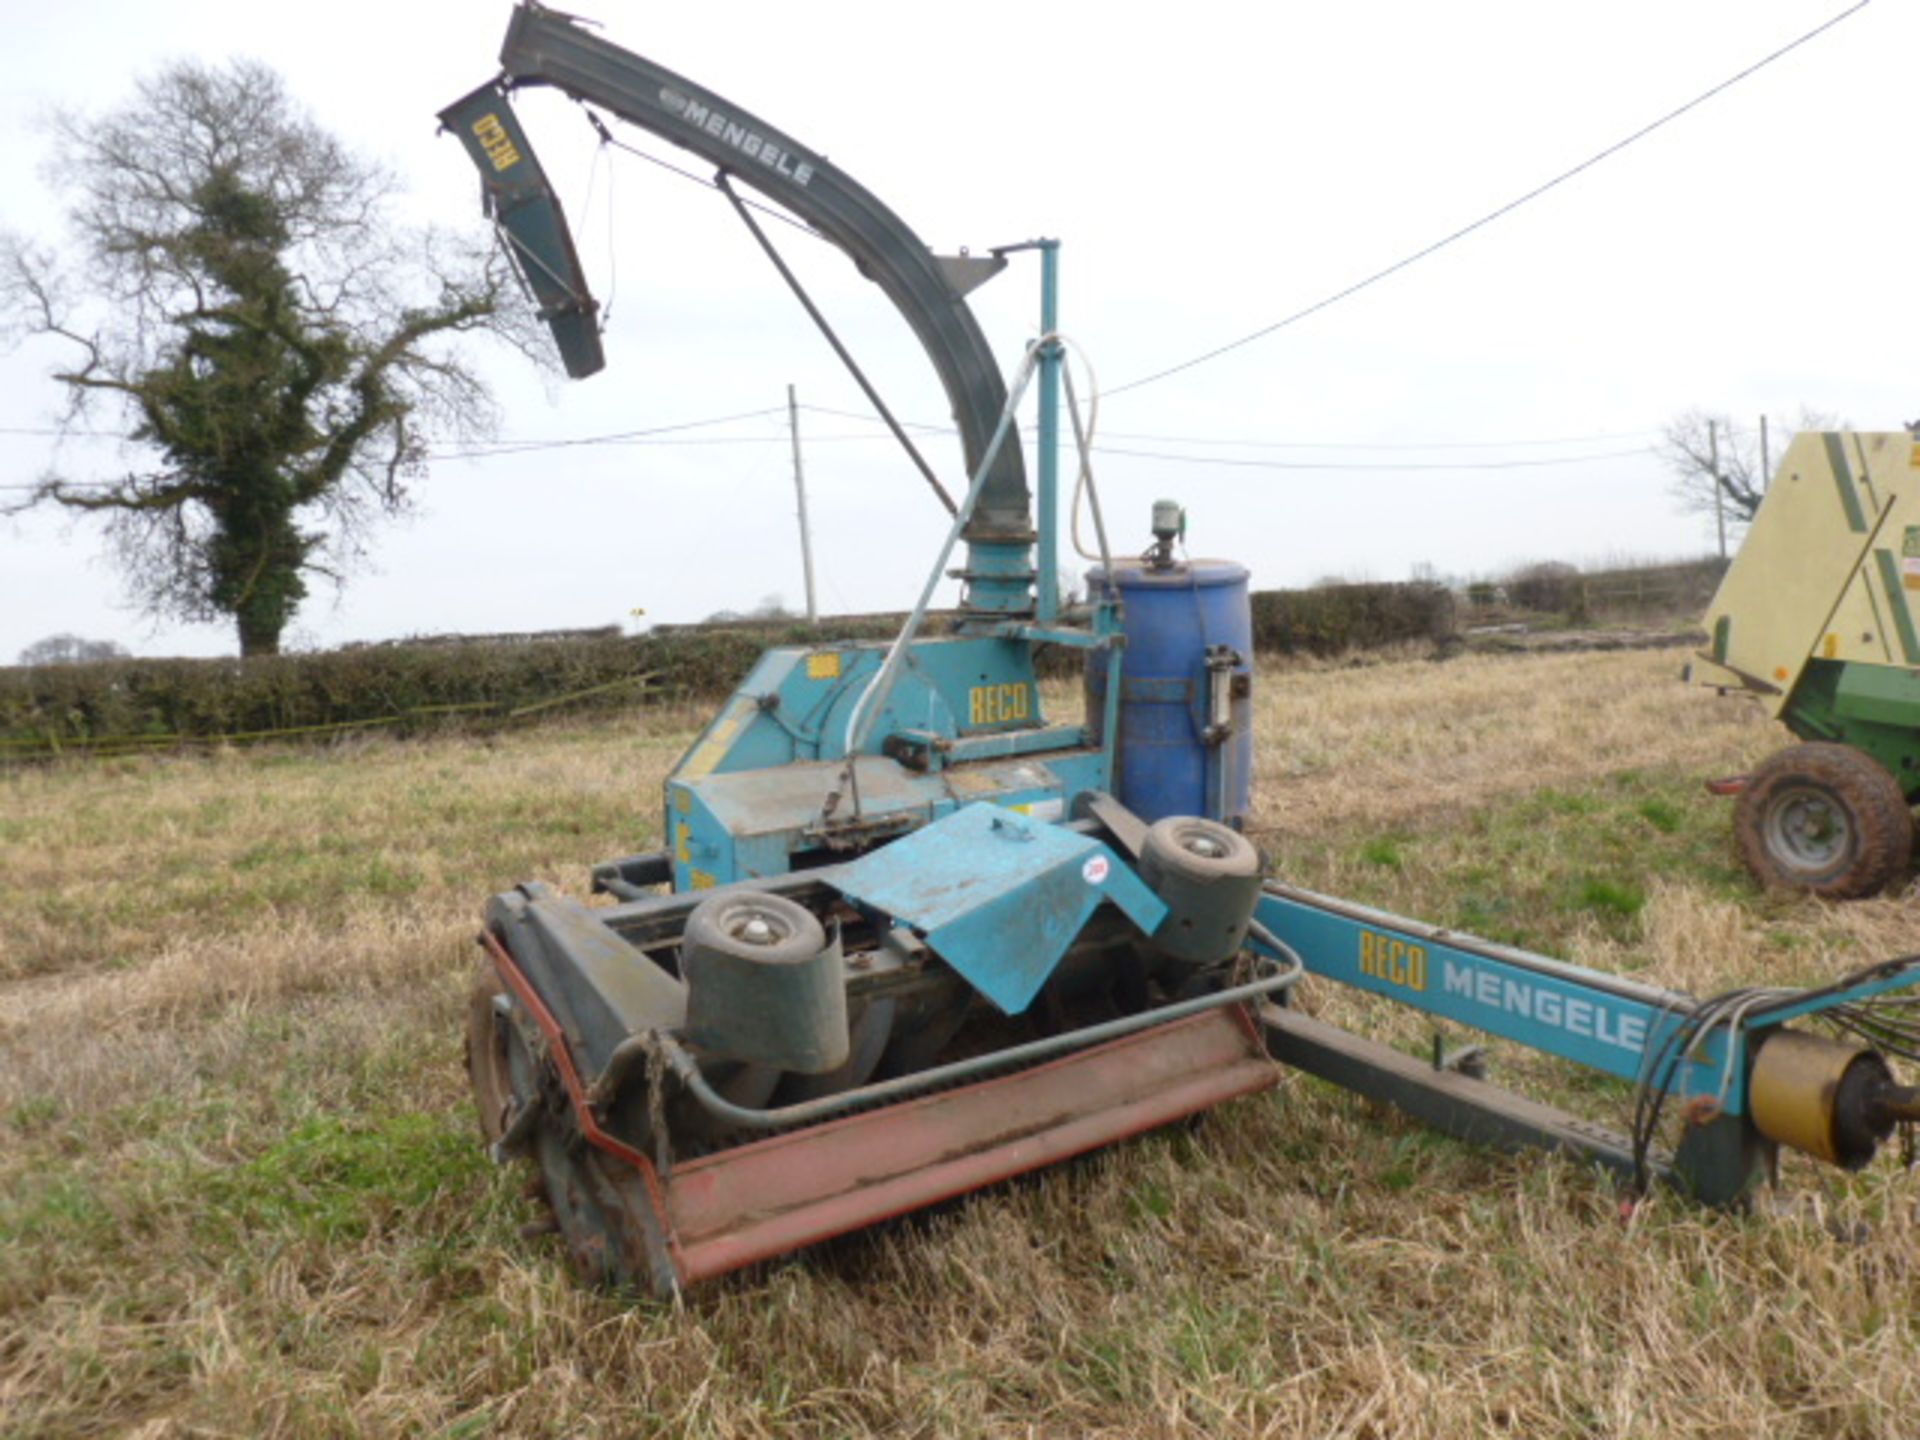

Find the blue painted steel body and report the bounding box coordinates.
[960,542,1037,622]
[663,635,1109,889]
[653,249,1131,893]
[1255,882,1920,1118]
[1087,559,1254,826]
[1252,886,1751,1107]
[831,802,1166,1014]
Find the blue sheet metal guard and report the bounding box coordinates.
[833,802,1165,1015]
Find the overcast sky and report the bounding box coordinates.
[1,1,1911,660]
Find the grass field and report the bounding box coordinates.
[4,645,1919,1438]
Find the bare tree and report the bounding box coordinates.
[15,634,130,666]
[0,60,542,655]
[1658,408,1841,531]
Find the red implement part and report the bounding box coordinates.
[1704,774,1751,797]
[665,1006,1280,1285]
[477,929,1280,1289]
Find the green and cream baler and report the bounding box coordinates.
[1691,430,1920,896]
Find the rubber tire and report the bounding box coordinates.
[1140,816,1261,967]
[680,889,834,1100]
[683,890,827,968]
[465,961,516,1146]
[1141,816,1260,883]
[1734,742,1912,898]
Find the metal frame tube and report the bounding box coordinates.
[1035,242,1061,623]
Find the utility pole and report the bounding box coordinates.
[1710,418,1726,560]
[1759,414,1771,490]
[787,383,819,625]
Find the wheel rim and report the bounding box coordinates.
[1180,830,1230,860]
[1763,785,1853,876]
[718,901,801,948]
[467,977,517,1144]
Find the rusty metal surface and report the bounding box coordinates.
[477,933,675,1197]
[660,1006,1276,1285]
[1075,790,1151,860]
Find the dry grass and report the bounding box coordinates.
[4,646,1920,1437]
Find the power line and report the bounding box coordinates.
[796,402,1658,453]
[1103,1,1873,399]
[438,429,894,458]
[6,12,1865,496]
[798,403,948,435]
[785,412,1655,471]
[4,403,1663,463]
[432,405,787,456]
[1083,426,1659,452]
[1089,443,1653,474]
[3,437,1653,487]
[2,404,793,455]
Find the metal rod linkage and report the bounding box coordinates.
[718,173,957,516]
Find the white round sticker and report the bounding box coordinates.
[1082,855,1110,885]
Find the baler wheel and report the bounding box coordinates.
[1734,743,1913,898]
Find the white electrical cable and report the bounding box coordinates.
[1062,359,1114,582]
[1056,337,1108,565]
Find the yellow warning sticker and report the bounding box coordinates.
[678,699,750,779]
[807,652,841,680]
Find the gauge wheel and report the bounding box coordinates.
[1140,816,1262,966]
[683,891,827,969]
[1734,743,1912,898]
[466,960,519,1146]
[1142,815,1260,884]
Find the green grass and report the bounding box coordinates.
[4,652,1920,1437]
[1273,764,1750,954]
[1357,835,1406,870]
[206,1112,485,1245]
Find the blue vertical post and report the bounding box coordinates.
[1035,241,1061,624]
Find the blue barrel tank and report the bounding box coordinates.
[1086,558,1254,828]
